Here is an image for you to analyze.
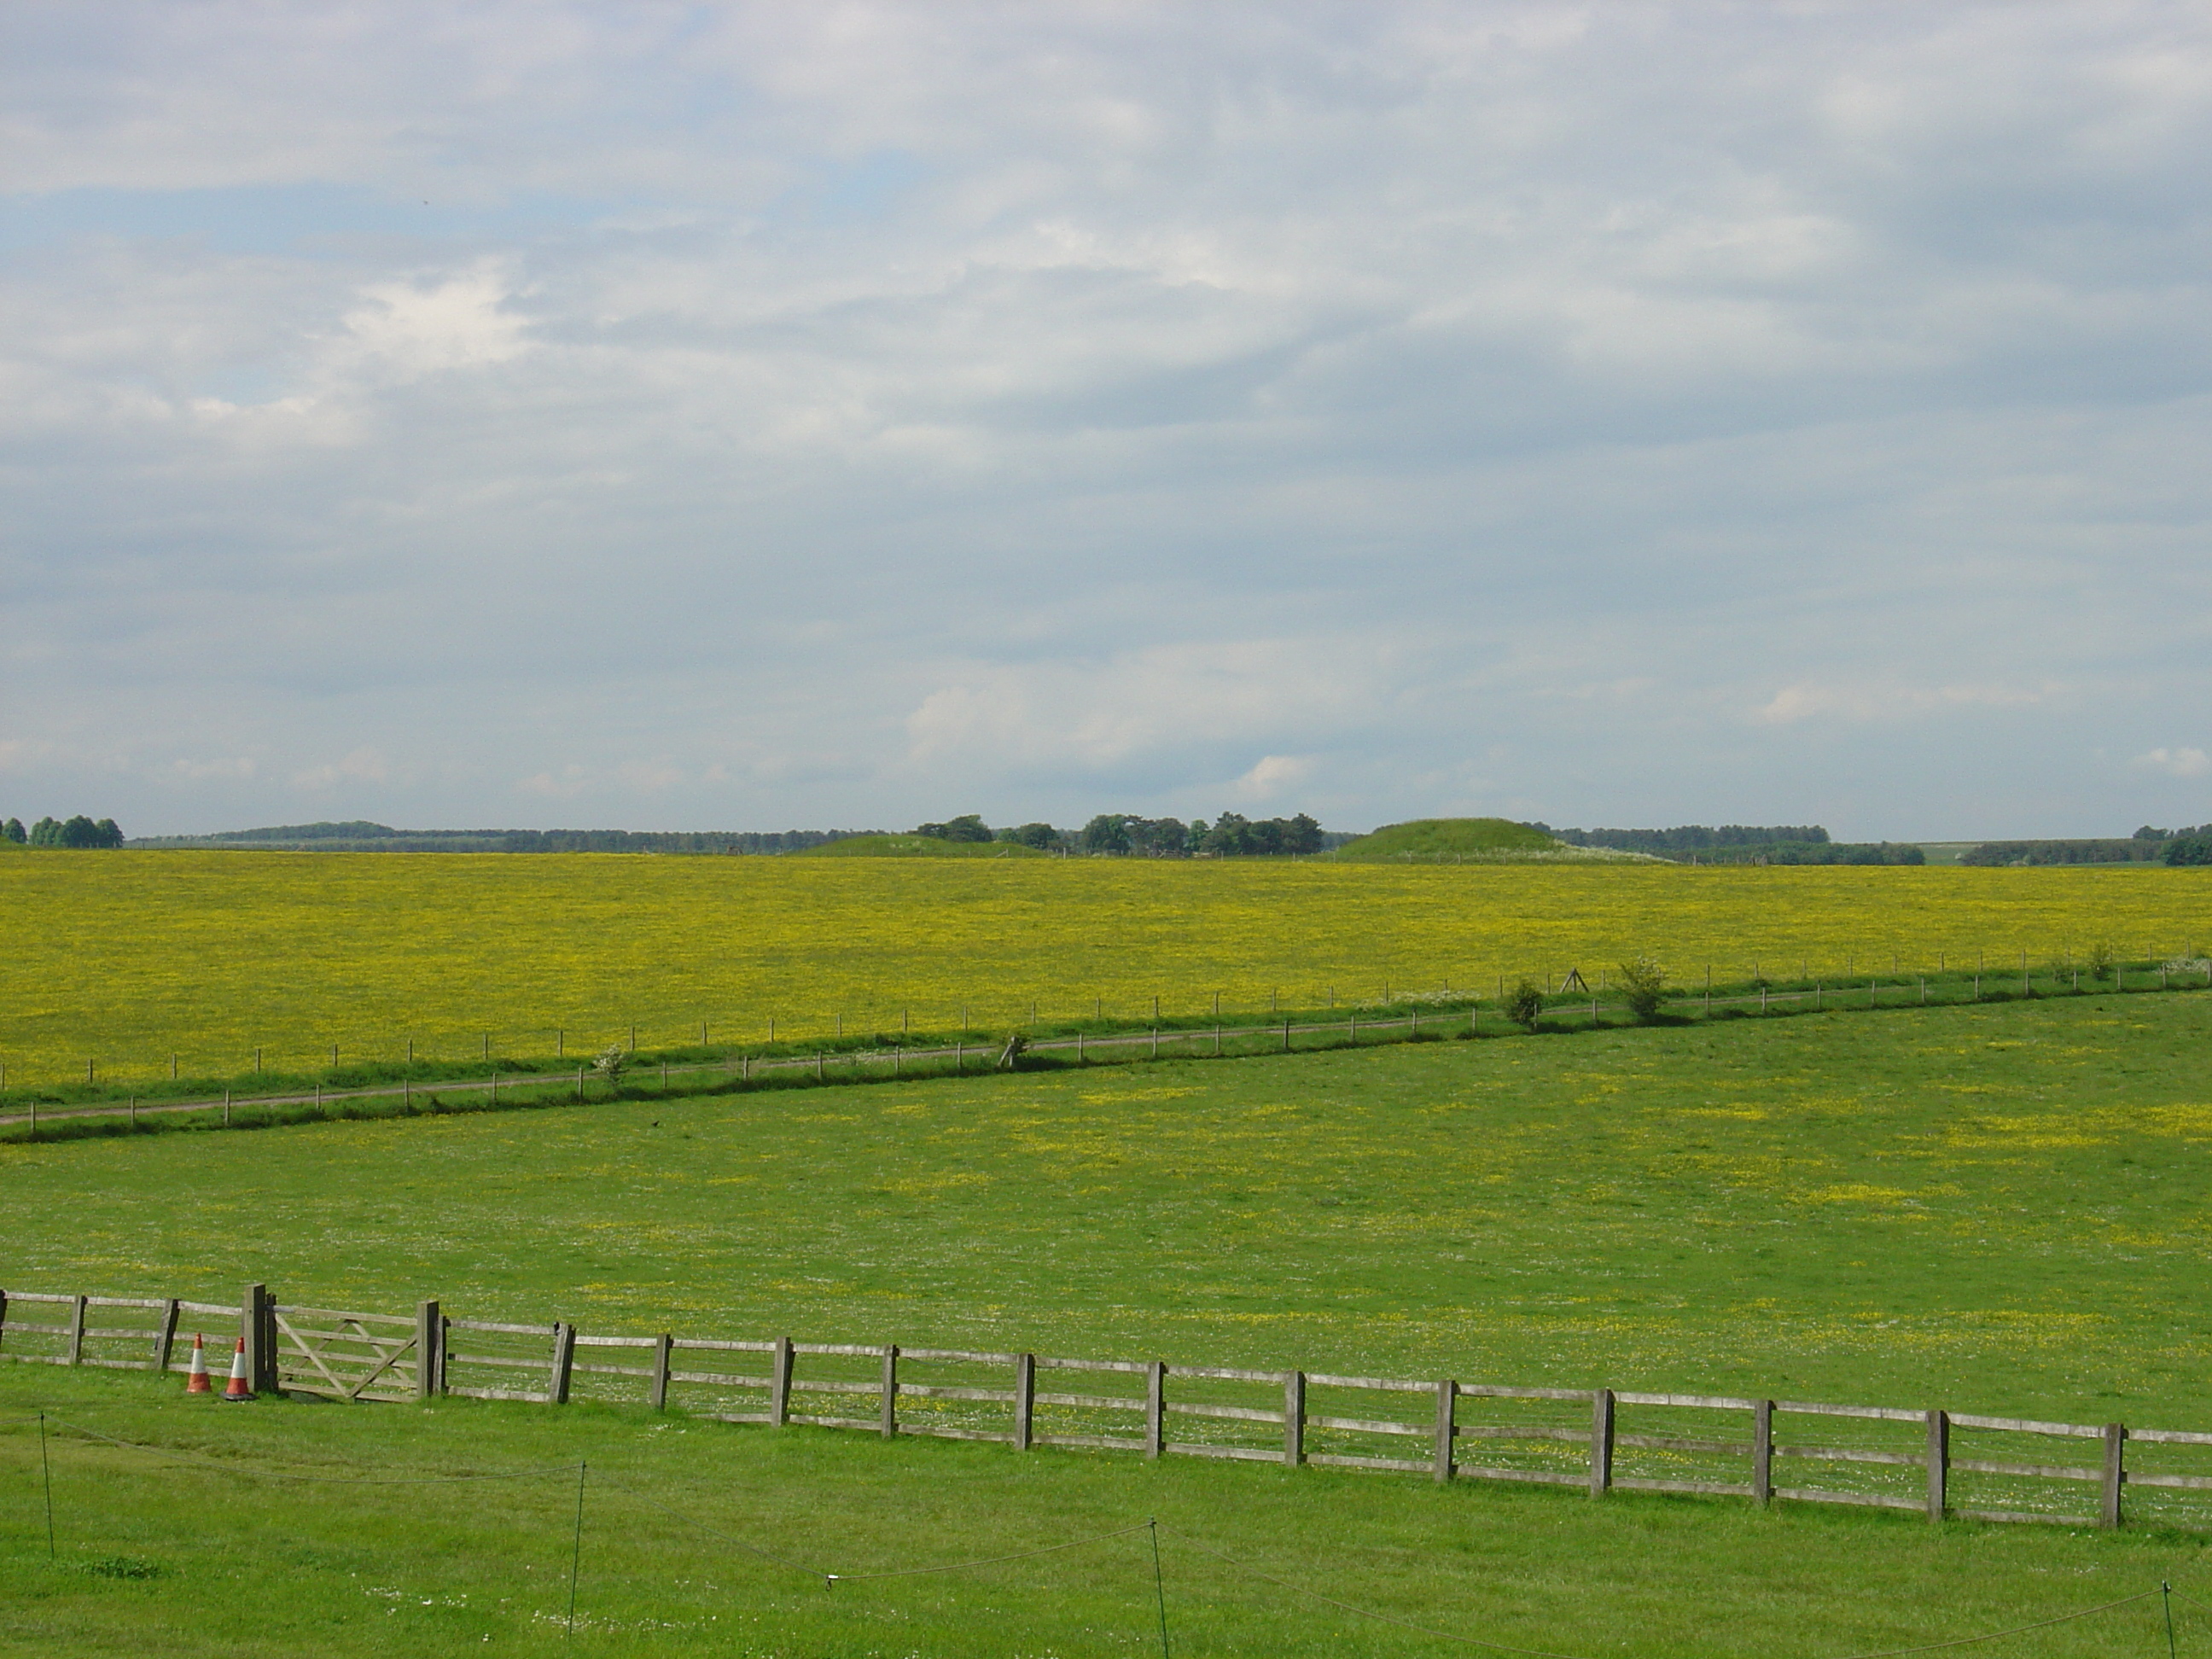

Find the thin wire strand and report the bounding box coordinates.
[584,1472,828,1580]
[1158,1525,1589,1659]
[829,1520,1157,1583]
[1164,1526,2158,1659]
[1820,1590,2162,1659]
[39,1415,581,1485]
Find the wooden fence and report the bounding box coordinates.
[9,1283,2212,1532]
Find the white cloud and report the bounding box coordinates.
[3,3,2212,838]
[1232,754,1314,800]
[2133,746,2210,778]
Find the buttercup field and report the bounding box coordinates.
[4,852,2209,1088]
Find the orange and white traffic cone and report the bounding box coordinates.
[221,1336,253,1401]
[184,1333,212,1394]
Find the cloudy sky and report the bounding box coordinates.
[4,3,2210,839]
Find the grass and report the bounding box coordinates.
[4,1365,2211,1658]
[8,989,2212,1423]
[1331,816,1567,857]
[3,851,2209,1091]
[12,987,2212,1652]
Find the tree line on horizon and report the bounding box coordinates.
[3,814,125,847]
[912,812,1335,857]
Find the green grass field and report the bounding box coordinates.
[6,1365,2210,1659]
[10,990,2212,1654]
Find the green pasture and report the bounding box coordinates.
[3,1365,2210,1659]
[9,992,2212,1654]
[7,990,2212,1419]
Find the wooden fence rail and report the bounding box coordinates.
[9,1281,2212,1533]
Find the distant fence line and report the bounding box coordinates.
[9,1283,2212,1534]
[5,946,2211,1098]
[6,959,2210,1138]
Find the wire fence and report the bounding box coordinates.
[6,954,2209,1139]
[3,1410,2204,1658]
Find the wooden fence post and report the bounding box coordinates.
[1284,1370,1306,1466]
[0,1289,9,1353]
[1434,1379,1457,1482]
[1753,1400,1773,1504]
[880,1345,899,1438]
[1589,1388,1615,1495]
[1015,1353,1035,1449]
[241,1284,268,1392]
[650,1334,672,1412]
[154,1299,180,1372]
[1145,1361,1166,1458]
[771,1336,793,1425]
[1924,1409,1947,1521]
[415,1301,441,1400]
[2102,1423,2126,1528]
[550,1322,576,1406]
[67,1295,87,1365]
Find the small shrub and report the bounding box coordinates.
[592,1044,627,1085]
[1505,979,1545,1033]
[1617,956,1666,1022]
[2087,943,2114,982]
[84,1556,163,1580]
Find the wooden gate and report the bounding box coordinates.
[273,1302,431,1402]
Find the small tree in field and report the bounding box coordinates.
[2087,942,2115,981]
[1617,955,1666,1022]
[1506,979,1545,1032]
[593,1044,627,1086]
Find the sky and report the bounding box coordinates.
[3,2,2210,841]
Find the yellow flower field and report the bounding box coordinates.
[3,850,2209,1086]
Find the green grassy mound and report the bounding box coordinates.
[795,834,1051,859]
[1331,817,1562,858]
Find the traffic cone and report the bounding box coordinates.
[221,1336,253,1401]
[184,1333,211,1394]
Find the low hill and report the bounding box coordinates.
[1330,818,1563,859]
[794,833,1051,859]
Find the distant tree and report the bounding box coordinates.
[1010,822,1060,850]
[1283,812,1323,855]
[1199,812,1251,856]
[915,814,992,843]
[592,1044,627,1085]
[28,817,62,847]
[2137,825,2172,841]
[1506,979,1545,1033]
[1,818,23,844]
[2166,834,2212,867]
[2087,942,2115,981]
[1081,814,1130,854]
[1616,956,1667,1022]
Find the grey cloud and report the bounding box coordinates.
[3,3,2210,837]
